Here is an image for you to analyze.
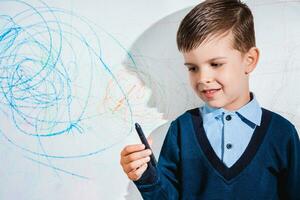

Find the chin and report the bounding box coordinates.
[197,94,224,108]
[205,100,224,108]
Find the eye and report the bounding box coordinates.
[188,66,198,72]
[188,67,195,71]
[211,63,223,67]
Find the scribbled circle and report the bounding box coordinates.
[0,0,135,158]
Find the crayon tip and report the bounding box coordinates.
[135,123,140,129]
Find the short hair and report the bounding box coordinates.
[177,0,255,54]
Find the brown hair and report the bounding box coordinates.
[177,0,255,54]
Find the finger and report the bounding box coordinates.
[123,156,150,173]
[120,144,145,157]
[123,149,152,165]
[127,163,148,181]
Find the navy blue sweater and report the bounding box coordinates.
[134,108,300,199]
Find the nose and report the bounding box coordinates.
[196,68,213,84]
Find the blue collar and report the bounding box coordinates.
[200,93,262,126]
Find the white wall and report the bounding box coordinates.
[0,0,299,199]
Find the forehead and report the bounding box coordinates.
[183,31,237,63]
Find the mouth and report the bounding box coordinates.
[201,88,221,98]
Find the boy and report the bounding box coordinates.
[120,0,300,199]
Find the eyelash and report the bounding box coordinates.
[188,67,197,72]
[211,63,223,67]
[187,63,223,72]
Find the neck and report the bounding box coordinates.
[223,92,252,111]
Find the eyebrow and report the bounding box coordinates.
[184,57,227,66]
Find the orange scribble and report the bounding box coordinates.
[113,85,136,112]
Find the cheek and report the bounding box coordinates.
[189,76,198,90]
[220,66,243,85]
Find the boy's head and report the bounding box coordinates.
[176,0,259,111]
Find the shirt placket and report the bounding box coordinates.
[222,112,234,167]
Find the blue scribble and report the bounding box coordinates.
[0,0,136,178]
[24,155,89,179]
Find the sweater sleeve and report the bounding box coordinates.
[280,126,300,199]
[133,120,181,200]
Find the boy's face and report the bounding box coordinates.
[182,31,258,111]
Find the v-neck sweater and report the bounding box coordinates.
[133,108,300,200]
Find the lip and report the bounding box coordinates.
[201,88,221,99]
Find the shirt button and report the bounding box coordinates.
[225,115,232,121]
[226,143,233,149]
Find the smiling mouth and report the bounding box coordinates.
[201,88,221,98]
[202,88,221,93]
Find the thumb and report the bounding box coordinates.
[147,137,153,147]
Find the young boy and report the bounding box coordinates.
[120,0,300,199]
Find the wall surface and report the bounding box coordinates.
[0,0,299,199]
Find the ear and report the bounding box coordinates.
[243,47,259,75]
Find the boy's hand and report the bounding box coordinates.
[120,138,153,181]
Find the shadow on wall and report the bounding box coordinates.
[123,1,300,199]
[122,7,202,200]
[123,7,201,122]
